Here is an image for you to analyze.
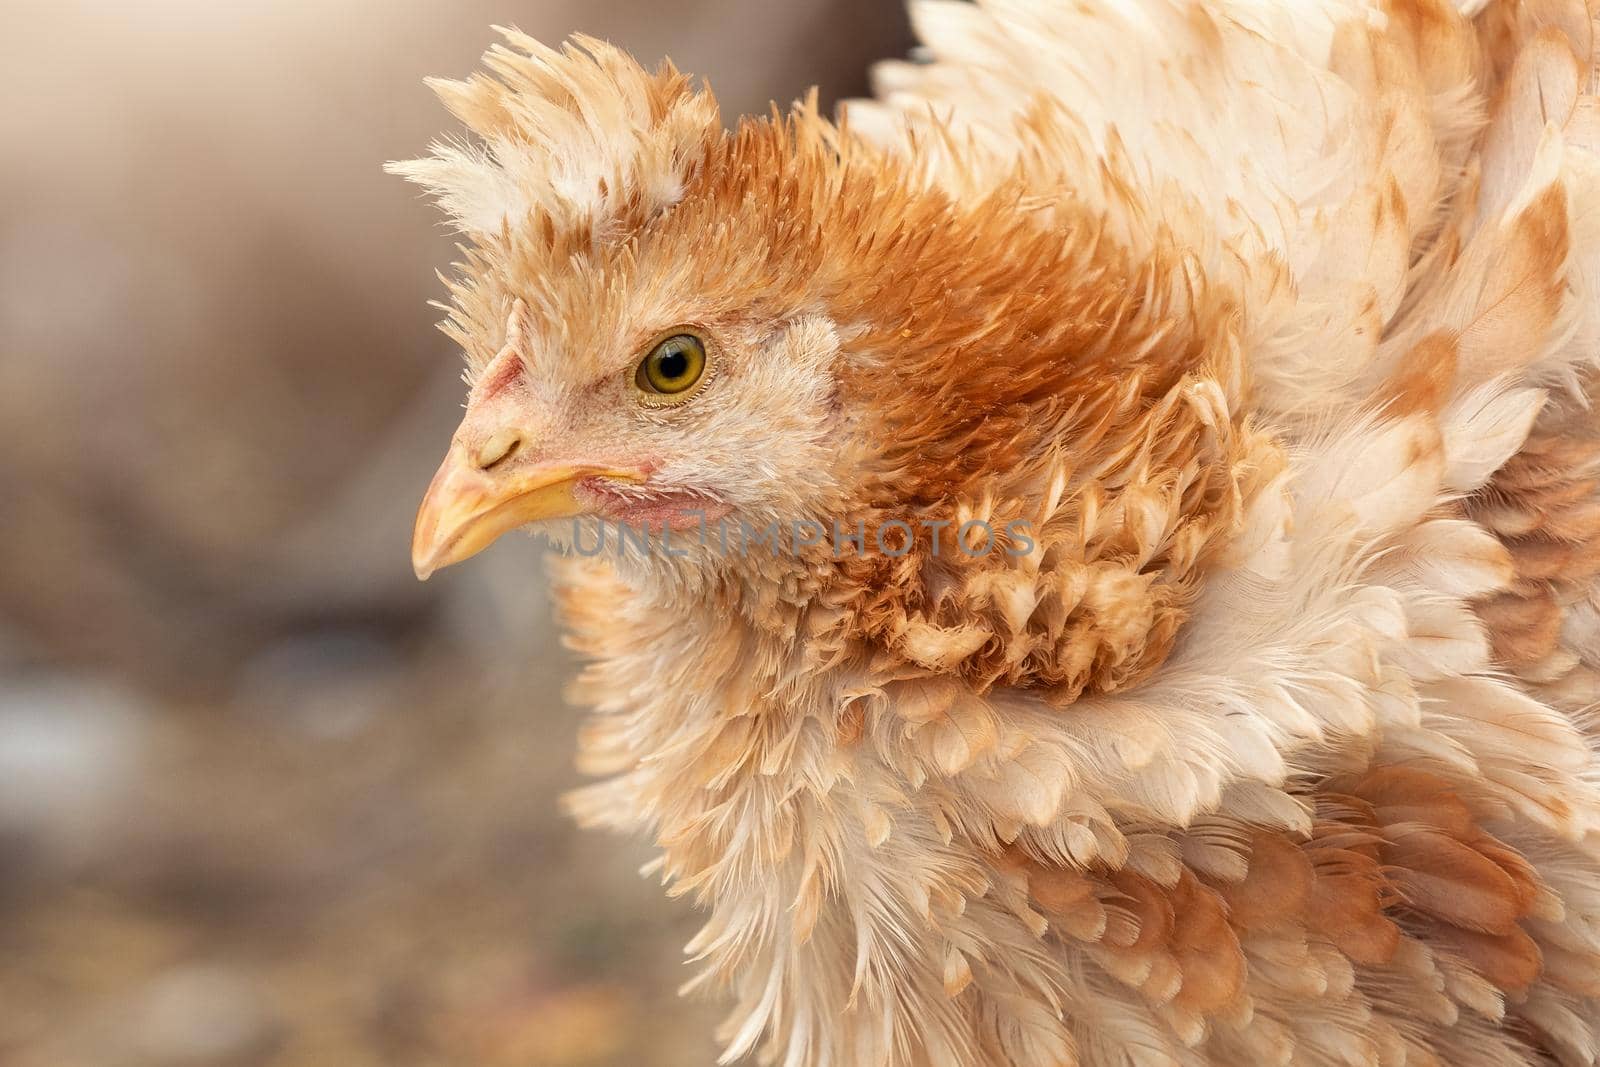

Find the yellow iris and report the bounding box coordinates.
[636,333,707,397]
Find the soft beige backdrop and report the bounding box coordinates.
[0,3,909,1064]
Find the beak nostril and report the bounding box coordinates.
[474,428,523,470]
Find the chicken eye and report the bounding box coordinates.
[636,333,707,398]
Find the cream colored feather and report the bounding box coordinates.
[393,1,1600,1063]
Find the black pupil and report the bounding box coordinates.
[657,346,689,380]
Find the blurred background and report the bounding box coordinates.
[0,3,910,1064]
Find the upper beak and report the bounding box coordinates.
[411,443,641,580]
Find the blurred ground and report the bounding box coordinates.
[0,3,910,1064]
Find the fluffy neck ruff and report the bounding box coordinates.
[557,558,1027,1065]
[550,167,1281,1065]
[559,109,1281,704]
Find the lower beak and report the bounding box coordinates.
[411,448,641,580]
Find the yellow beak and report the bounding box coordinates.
[411,446,641,580]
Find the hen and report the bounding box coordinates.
[392,2,1600,1064]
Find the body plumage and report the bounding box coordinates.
[394,2,1600,1063]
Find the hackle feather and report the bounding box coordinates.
[394,2,1600,1063]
